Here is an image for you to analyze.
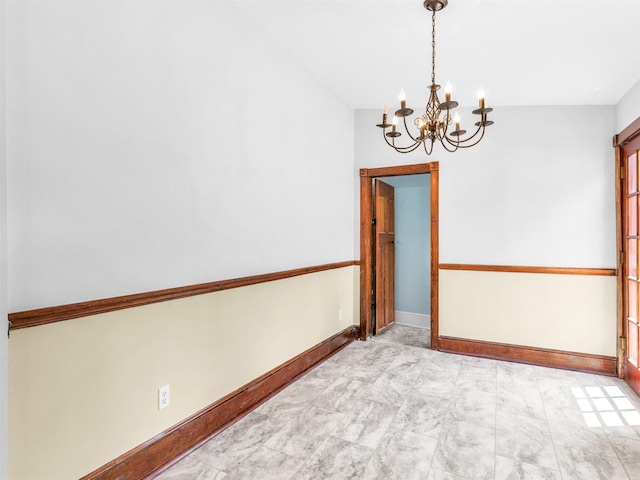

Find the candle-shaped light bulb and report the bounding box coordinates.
[445,81,452,102]
[383,103,388,115]
[399,89,406,109]
[392,116,398,132]
[454,112,461,130]
[477,86,486,109]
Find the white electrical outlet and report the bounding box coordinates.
[158,385,170,410]
[338,309,343,321]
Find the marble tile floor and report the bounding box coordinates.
[370,324,431,349]
[155,325,640,480]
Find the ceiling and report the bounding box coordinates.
[233,0,640,109]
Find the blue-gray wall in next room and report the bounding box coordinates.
[380,174,430,315]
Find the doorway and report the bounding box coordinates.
[377,174,431,334]
[359,162,439,349]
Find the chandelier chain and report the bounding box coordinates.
[431,9,436,86]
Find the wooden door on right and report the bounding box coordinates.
[622,131,640,395]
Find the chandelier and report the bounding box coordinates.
[376,0,493,155]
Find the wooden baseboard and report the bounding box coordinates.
[439,336,617,376]
[81,325,360,480]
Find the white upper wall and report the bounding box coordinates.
[616,79,640,134]
[5,1,633,310]
[355,105,617,268]
[6,1,354,311]
[0,0,8,477]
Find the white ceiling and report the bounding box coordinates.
[233,0,640,109]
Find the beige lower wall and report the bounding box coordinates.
[8,266,357,480]
[439,269,617,356]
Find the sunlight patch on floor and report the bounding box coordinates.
[573,385,640,427]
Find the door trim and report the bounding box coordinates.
[614,116,640,148]
[359,162,439,349]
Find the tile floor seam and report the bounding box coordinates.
[260,444,305,480]
[604,390,631,479]
[427,426,444,480]
[538,382,564,479]
[607,435,637,480]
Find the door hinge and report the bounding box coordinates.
[619,251,625,265]
[372,218,377,226]
[619,336,627,351]
[620,165,626,180]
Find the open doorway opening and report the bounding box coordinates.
[359,162,439,350]
[378,174,431,335]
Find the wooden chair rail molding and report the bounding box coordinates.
[9,261,360,330]
[82,325,361,480]
[439,263,616,276]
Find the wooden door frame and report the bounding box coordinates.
[615,116,640,379]
[359,162,439,349]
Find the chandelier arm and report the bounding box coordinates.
[439,115,448,139]
[423,138,437,155]
[438,137,461,153]
[444,124,486,148]
[393,139,424,153]
[383,129,422,153]
[402,115,422,143]
[392,134,424,153]
[383,131,401,149]
[443,130,476,147]
[437,109,452,140]
[454,126,487,148]
[442,135,460,148]
[445,121,483,144]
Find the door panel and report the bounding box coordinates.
[375,180,395,334]
[629,238,637,278]
[623,135,640,395]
